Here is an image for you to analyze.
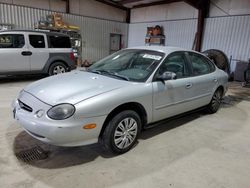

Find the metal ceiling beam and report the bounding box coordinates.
[120,0,144,4]
[184,0,209,14]
[133,0,182,8]
[183,0,199,9]
[95,0,128,10]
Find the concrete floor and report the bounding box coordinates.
[0,76,250,188]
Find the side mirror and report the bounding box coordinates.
[156,71,177,82]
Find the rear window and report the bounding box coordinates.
[0,34,25,48]
[29,35,45,48]
[48,35,71,48]
[189,52,215,76]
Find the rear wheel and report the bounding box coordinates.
[48,62,67,76]
[102,110,141,154]
[207,89,223,114]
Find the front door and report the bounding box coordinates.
[152,52,194,122]
[0,33,30,72]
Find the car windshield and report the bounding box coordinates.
[88,49,165,82]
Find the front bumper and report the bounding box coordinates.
[13,91,106,146]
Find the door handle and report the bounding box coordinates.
[186,83,192,89]
[21,51,32,56]
[213,78,218,82]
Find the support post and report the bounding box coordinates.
[195,8,205,52]
[65,0,70,13]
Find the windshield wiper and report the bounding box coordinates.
[88,69,109,74]
[89,69,129,81]
[110,72,130,81]
[88,70,101,74]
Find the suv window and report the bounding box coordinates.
[189,53,215,76]
[0,34,25,48]
[29,35,45,48]
[156,52,189,79]
[48,35,71,48]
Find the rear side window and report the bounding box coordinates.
[29,35,45,48]
[189,53,215,76]
[48,35,71,48]
[0,34,25,48]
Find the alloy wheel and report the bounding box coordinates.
[53,65,66,75]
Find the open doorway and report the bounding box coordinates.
[110,33,121,54]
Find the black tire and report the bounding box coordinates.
[207,89,223,114]
[102,110,142,154]
[48,62,67,76]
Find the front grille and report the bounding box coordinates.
[18,100,33,112]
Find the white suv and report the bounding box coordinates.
[0,30,76,76]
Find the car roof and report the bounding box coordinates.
[127,46,197,55]
[0,30,69,37]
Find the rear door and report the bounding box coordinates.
[186,52,218,107]
[27,33,49,71]
[152,52,195,122]
[0,32,30,72]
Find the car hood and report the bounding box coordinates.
[23,71,131,105]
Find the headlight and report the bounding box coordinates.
[47,103,75,120]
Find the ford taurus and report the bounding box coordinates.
[13,46,228,154]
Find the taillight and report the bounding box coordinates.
[70,52,75,61]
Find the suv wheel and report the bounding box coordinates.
[49,62,67,76]
[102,110,141,154]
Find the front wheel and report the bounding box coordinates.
[102,110,141,154]
[207,89,223,114]
[48,62,67,76]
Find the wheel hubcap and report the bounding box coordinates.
[114,117,138,149]
[53,65,66,75]
[211,90,221,110]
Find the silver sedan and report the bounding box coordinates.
[13,46,228,154]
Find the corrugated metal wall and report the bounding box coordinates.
[202,15,250,65]
[128,15,250,72]
[128,19,197,49]
[0,3,128,62]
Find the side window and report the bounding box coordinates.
[189,53,214,76]
[29,35,45,48]
[156,53,189,79]
[48,35,71,48]
[0,34,25,48]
